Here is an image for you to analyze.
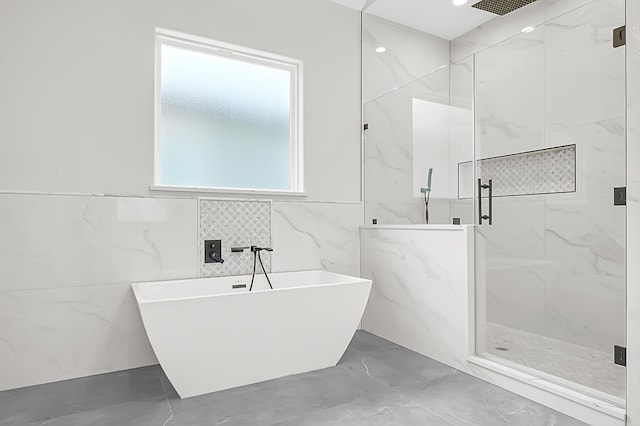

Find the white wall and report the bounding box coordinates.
[0,0,361,202]
[626,0,640,422]
[0,0,364,391]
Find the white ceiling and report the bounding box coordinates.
[329,0,497,40]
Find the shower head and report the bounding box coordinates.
[471,0,538,16]
[420,168,433,194]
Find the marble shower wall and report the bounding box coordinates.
[0,194,363,392]
[626,0,640,421]
[451,0,596,63]
[363,17,475,226]
[449,58,475,224]
[364,67,453,225]
[470,0,626,353]
[362,14,449,103]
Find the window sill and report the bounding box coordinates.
[149,185,308,198]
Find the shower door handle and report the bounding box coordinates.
[478,179,483,224]
[478,178,493,225]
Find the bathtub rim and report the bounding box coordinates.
[131,269,371,304]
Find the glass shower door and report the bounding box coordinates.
[474,0,627,401]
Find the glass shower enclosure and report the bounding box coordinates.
[362,0,626,405]
[473,0,627,402]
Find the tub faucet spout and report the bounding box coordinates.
[231,246,250,253]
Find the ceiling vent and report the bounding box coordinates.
[471,0,538,16]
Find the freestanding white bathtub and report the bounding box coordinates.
[131,270,371,398]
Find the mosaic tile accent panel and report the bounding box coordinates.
[458,145,576,199]
[200,199,271,277]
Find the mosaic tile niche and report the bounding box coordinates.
[199,199,271,277]
[458,145,576,199]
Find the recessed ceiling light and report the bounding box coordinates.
[452,0,468,5]
[521,26,535,33]
[375,46,386,53]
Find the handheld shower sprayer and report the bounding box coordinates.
[420,168,433,224]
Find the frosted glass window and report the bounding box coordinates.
[156,32,302,192]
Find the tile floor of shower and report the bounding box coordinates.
[486,322,626,400]
[0,331,587,426]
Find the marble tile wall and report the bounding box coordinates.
[0,283,158,393]
[0,193,363,392]
[471,0,626,355]
[478,197,547,335]
[271,201,362,277]
[451,0,595,62]
[363,64,455,226]
[626,0,640,421]
[545,0,625,130]
[199,199,271,277]
[362,17,476,227]
[474,25,545,159]
[361,226,624,424]
[0,194,198,291]
[362,14,449,103]
[0,193,199,391]
[360,226,473,370]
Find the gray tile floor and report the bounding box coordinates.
[0,331,587,426]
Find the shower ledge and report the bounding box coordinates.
[359,224,472,231]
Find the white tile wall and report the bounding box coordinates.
[0,194,362,391]
[362,14,449,103]
[626,0,640,420]
[451,0,595,62]
[545,0,625,131]
[0,283,158,392]
[364,66,453,225]
[474,28,545,158]
[628,184,640,425]
[0,194,198,291]
[361,226,624,425]
[361,227,473,370]
[271,202,362,276]
[0,193,198,391]
[478,197,546,334]
[451,0,545,62]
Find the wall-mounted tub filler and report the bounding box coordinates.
[131,270,372,398]
[230,245,274,291]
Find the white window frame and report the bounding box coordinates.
[151,28,304,196]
